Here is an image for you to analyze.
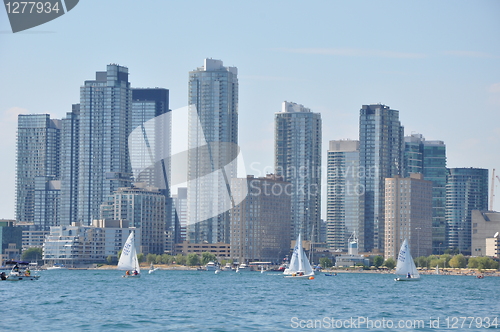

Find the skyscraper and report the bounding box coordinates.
[359,104,404,252]
[326,140,364,252]
[404,134,447,254]
[16,114,61,229]
[130,88,175,247]
[446,168,488,255]
[384,174,433,260]
[230,175,291,263]
[187,59,238,244]
[77,64,132,225]
[59,104,80,226]
[275,101,322,242]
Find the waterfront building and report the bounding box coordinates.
[77,64,132,226]
[275,101,322,242]
[43,221,140,267]
[359,104,404,253]
[174,241,230,258]
[187,59,239,244]
[16,114,61,229]
[0,220,22,263]
[230,175,291,263]
[100,185,165,255]
[326,140,364,252]
[446,168,488,255]
[471,210,500,257]
[384,174,433,260]
[22,228,49,251]
[404,134,447,254]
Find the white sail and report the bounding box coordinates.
[117,231,140,273]
[283,234,314,276]
[395,238,419,278]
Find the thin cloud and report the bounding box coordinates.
[276,47,427,59]
[442,50,499,58]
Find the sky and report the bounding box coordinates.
[1,0,500,219]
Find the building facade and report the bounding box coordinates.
[384,174,433,260]
[359,104,404,253]
[471,210,500,257]
[275,101,322,242]
[16,114,61,229]
[230,175,291,263]
[187,59,239,244]
[77,64,133,226]
[326,140,364,252]
[43,221,140,266]
[59,104,80,226]
[446,168,488,255]
[404,134,447,254]
[100,185,166,255]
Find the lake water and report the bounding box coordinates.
[1,269,498,331]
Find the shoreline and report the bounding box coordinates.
[90,264,499,276]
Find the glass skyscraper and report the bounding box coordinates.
[275,101,322,242]
[59,104,80,226]
[76,64,132,225]
[326,140,364,252]
[187,59,238,244]
[446,168,488,255]
[16,114,61,229]
[359,104,404,252]
[404,134,447,254]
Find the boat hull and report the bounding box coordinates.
[6,275,40,281]
[123,274,141,278]
[395,277,420,281]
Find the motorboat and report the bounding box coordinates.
[4,261,40,281]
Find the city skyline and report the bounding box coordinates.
[1,1,500,219]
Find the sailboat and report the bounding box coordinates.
[117,230,141,278]
[148,262,159,274]
[394,238,420,281]
[283,234,315,279]
[435,264,440,275]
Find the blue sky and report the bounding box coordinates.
[1,0,500,219]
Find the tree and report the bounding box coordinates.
[468,256,499,270]
[383,257,396,270]
[175,254,187,265]
[372,256,384,268]
[448,254,466,268]
[146,253,157,264]
[319,257,333,268]
[186,253,200,266]
[201,252,216,265]
[21,247,43,262]
[106,255,114,265]
[137,253,145,263]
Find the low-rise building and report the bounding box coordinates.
[43,220,140,267]
[471,210,500,257]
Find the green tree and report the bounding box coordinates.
[415,256,429,268]
[106,255,114,265]
[372,256,384,268]
[383,257,396,270]
[21,247,43,262]
[146,253,157,264]
[448,254,466,268]
[175,254,187,265]
[468,256,499,270]
[186,253,200,266]
[201,252,216,265]
[137,253,145,263]
[319,257,333,268]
